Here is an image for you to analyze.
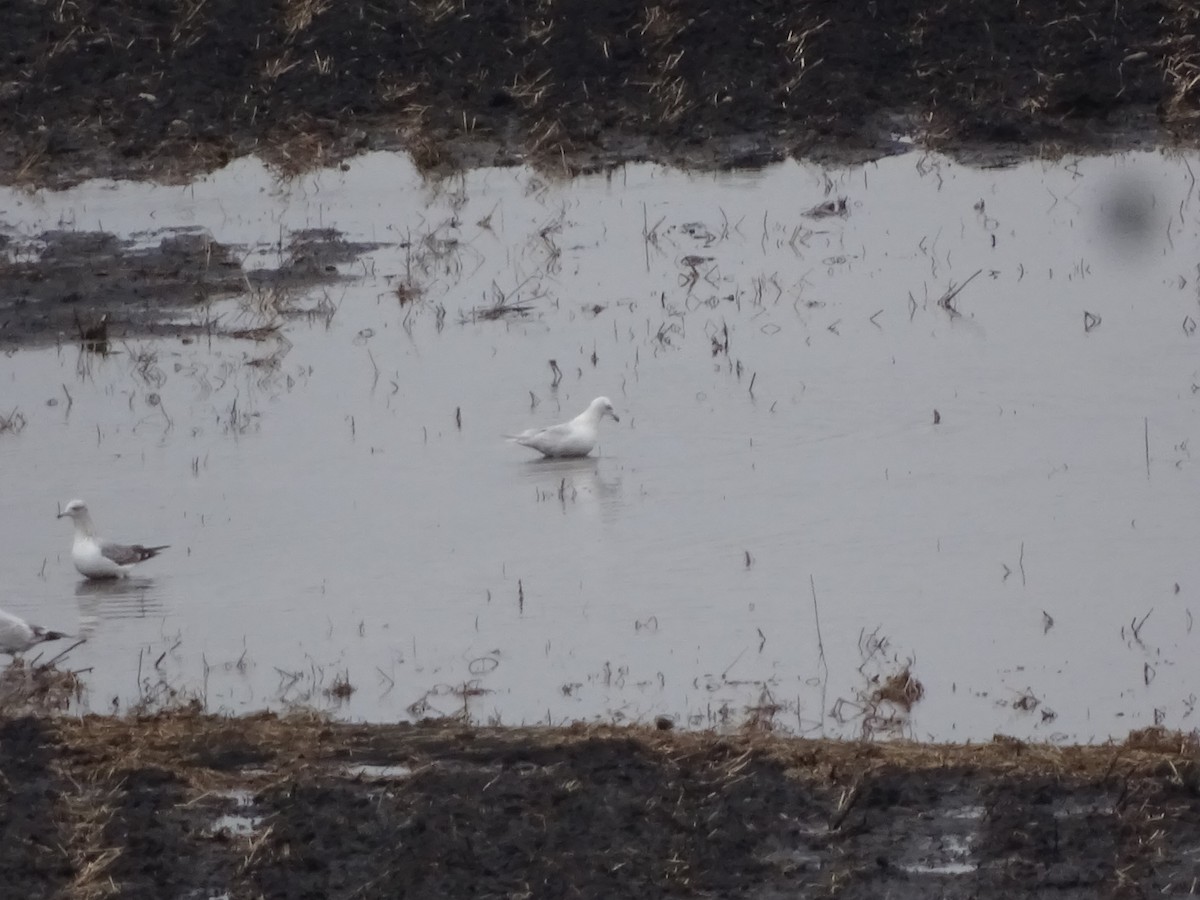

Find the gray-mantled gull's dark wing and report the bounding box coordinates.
[98,541,169,566]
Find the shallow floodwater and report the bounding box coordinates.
[2,151,1199,742]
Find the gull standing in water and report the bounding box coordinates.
[57,499,169,579]
[507,396,620,458]
[0,607,68,656]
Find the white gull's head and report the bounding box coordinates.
[587,397,619,423]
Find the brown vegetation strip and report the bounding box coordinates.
[53,711,1200,782]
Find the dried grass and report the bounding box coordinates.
[406,130,447,174]
[60,777,124,900]
[261,129,330,177]
[34,712,1200,790]
[281,0,331,37]
[409,0,459,26]
[870,666,924,711]
[0,659,85,715]
[1163,6,1200,122]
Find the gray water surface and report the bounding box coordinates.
[2,151,1198,741]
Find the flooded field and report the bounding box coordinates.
[2,150,1199,742]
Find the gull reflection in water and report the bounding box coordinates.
[75,577,165,634]
[518,456,624,517]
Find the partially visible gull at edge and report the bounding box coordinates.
[0,607,68,656]
[57,499,169,580]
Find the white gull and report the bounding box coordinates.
[58,499,169,580]
[507,396,620,458]
[0,607,68,656]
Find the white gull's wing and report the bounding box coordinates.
[512,421,578,450]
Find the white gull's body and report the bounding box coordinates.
[507,396,620,458]
[0,608,67,656]
[58,499,168,580]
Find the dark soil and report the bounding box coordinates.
[1,1,1199,188]
[0,228,378,348]
[0,718,71,899]
[0,712,1198,898]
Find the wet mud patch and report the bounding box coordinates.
[0,717,72,898]
[1103,757,1200,892]
[0,714,1197,898]
[1,1,1199,186]
[0,227,379,348]
[977,775,1118,894]
[182,730,277,772]
[103,766,240,900]
[250,736,826,898]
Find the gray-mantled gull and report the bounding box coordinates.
[507,396,620,458]
[57,499,169,580]
[0,607,68,656]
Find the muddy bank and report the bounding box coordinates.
[0,711,1196,898]
[4,0,1196,344]
[1,1,1199,187]
[0,228,377,348]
